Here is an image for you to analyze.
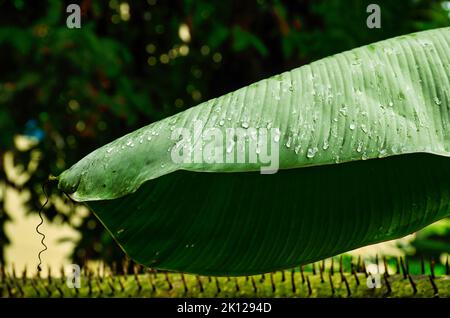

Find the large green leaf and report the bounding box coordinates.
[58,28,450,275]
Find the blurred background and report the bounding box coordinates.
[0,0,449,274]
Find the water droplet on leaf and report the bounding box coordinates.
[307,147,318,158]
[378,149,388,158]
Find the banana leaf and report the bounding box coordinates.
[57,27,450,275]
